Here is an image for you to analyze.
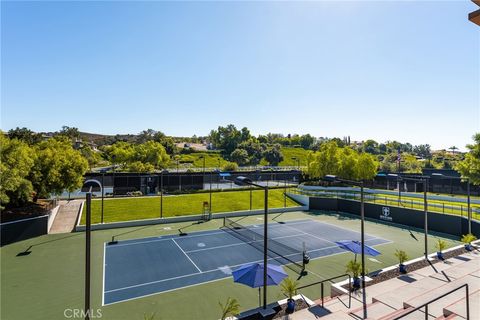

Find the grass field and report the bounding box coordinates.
[1,210,462,320]
[172,147,310,169]
[81,188,299,224]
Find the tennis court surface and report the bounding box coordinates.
[103,218,390,305]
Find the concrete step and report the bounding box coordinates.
[349,301,396,319]
[443,290,480,319]
[372,276,446,309]
[312,310,354,319]
[403,275,480,318]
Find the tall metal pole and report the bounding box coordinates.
[284,179,287,208]
[263,187,269,309]
[250,185,253,210]
[209,171,212,212]
[160,172,163,218]
[85,192,92,320]
[424,178,428,260]
[101,173,104,224]
[467,179,471,234]
[360,182,367,319]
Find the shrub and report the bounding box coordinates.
[222,162,238,172]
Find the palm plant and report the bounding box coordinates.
[280,277,299,300]
[435,239,448,259]
[345,260,361,278]
[394,249,409,273]
[461,233,477,251]
[280,277,300,313]
[219,297,240,320]
[143,313,155,320]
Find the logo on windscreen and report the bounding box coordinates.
[380,207,392,221]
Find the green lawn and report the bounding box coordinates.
[174,151,231,169]
[81,188,299,224]
[1,210,462,320]
[172,146,311,169]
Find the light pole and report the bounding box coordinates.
[431,173,471,234]
[324,175,367,319]
[388,174,429,260]
[159,170,165,218]
[81,180,102,320]
[233,176,268,309]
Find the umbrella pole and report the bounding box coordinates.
[258,287,261,308]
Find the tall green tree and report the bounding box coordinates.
[230,148,249,166]
[7,127,42,145]
[0,134,35,208]
[356,153,378,180]
[307,141,340,178]
[132,141,170,169]
[30,138,89,198]
[264,144,284,166]
[209,124,250,154]
[456,133,480,185]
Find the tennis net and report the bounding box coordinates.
[222,218,305,274]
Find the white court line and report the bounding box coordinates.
[105,219,313,248]
[280,223,339,246]
[185,232,305,253]
[171,239,202,273]
[103,238,393,305]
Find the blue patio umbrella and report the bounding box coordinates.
[232,263,288,306]
[335,240,381,261]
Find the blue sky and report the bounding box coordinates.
[1,1,479,150]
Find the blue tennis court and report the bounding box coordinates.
[103,218,390,305]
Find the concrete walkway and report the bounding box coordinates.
[289,247,480,320]
[49,200,83,234]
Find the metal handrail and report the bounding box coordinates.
[297,273,352,308]
[393,283,470,320]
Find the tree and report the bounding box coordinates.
[0,134,35,208]
[209,124,250,155]
[264,144,284,166]
[363,140,379,155]
[58,126,80,140]
[30,138,89,198]
[79,145,102,170]
[413,144,431,159]
[103,142,135,167]
[299,134,315,149]
[456,133,480,185]
[132,141,170,169]
[307,141,340,178]
[7,127,42,145]
[230,148,249,166]
[356,153,378,180]
[449,146,458,155]
[237,140,266,165]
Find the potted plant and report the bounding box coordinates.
[280,277,299,313]
[461,233,477,251]
[345,260,362,289]
[435,239,448,260]
[219,297,240,320]
[394,249,409,274]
